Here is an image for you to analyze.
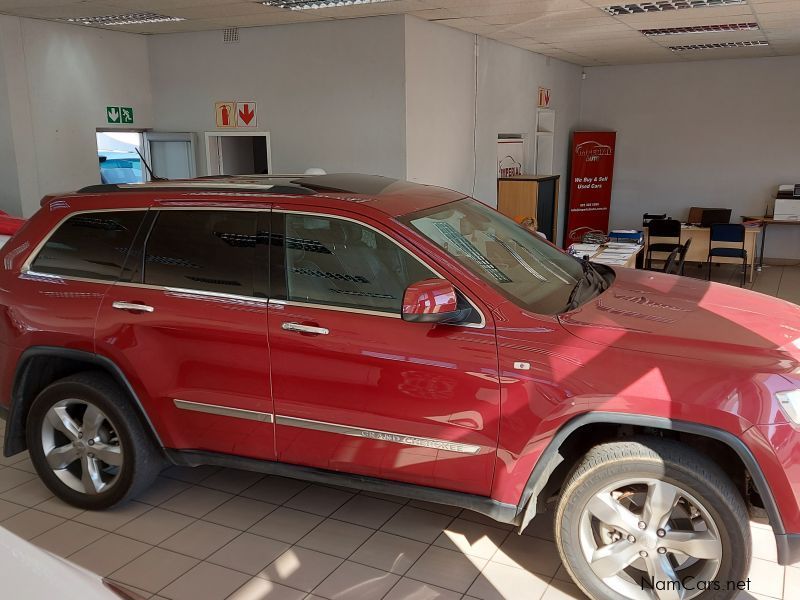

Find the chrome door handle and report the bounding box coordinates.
[112,301,155,313]
[282,322,329,335]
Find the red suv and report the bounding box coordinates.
[1,174,799,600]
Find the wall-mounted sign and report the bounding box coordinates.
[106,106,134,125]
[215,101,258,128]
[538,87,551,108]
[215,102,236,128]
[564,131,617,247]
[237,101,257,127]
[497,138,526,178]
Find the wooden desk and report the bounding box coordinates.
[742,217,800,270]
[644,225,761,282]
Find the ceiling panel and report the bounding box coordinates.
[0,0,797,65]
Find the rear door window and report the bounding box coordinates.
[143,210,258,296]
[30,210,146,281]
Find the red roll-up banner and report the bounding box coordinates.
[563,131,617,247]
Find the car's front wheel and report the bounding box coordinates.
[555,438,751,600]
[26,371,162,510]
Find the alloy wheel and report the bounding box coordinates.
[578,477,723,600]
[40,399,124,495]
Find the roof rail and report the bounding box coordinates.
[76,180,316,195]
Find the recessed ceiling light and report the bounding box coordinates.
[642,22,759,35]
[62,12,185,26]
[603,0,745,17]
[669,40,769,51]
[259,0,392,10]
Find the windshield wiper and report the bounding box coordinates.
[565,258,607,311]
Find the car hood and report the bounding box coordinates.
[558,267,800,365]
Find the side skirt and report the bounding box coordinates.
[166,449,520,525]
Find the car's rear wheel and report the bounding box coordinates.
[555,438,750,600]
[26,371,162,510]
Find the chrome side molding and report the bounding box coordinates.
[173,399,273,422]
[276,415,482,455]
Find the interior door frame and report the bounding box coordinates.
[143,131,198,180]
[204,131,272,176]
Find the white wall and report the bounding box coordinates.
[0,24,19,215]
[148,16,407,179]
[405,17,476,197]
[404,17,583,245]
[580,56,800,260]
[0,15,153,216]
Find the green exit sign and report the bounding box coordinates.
[106,106,134,124]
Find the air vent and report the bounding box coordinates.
[62,12,185,26]
[223,27,240,43]
[642,22,759,35]
[669,40,769,51]
[603,0,745,16]
[259,0,392,11]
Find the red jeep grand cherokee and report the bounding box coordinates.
[1,174,798,600]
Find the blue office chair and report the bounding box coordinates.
[707,223,747,287]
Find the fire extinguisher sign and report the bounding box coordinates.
[564,131,617,247]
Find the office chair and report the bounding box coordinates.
[646,218,681,270]
[707,223,747,287]
[642,213,667,227]
[662,247,681,275]
[677,237,692,275]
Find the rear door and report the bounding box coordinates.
[95,206,276,459]
[267,207,500,496]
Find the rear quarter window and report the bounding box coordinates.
[29,210,146,281]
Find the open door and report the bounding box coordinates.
[205,132,272,176]
[143,132,197,180]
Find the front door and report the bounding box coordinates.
[95,207,276,460]
[267,208,500,495]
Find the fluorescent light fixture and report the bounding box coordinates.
[669,40,769,51]
[260,0,392,10]
[642,22,759,36]
[62,13,185,26]
[603,0,745,17]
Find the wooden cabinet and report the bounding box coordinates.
[497,175,560,241]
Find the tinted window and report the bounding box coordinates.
[281,214,435,313]
[144,210,257,296]
[30,210,145,281]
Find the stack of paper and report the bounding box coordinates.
[569,243,601,254]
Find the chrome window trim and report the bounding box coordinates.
[173,399,273,422]
[268,298,402,319]
[276,209,487,329]
[275,415,482,455]
[113,281,270,304]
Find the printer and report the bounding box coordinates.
[774,184,800,221]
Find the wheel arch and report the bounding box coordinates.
[3,346,163,456]
[517,412,790,560]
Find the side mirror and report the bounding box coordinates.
[402,278,464,324]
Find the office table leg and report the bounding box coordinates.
[758,223,767,271]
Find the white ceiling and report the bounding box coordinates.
[1,0,799,66]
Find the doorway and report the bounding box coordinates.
[96,131,197,183]
[205,132,272,176]
[96,131,145,184]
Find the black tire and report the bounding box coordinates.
[555,437,751,600]
[26,371,163,510]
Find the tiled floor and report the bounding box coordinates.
[681,262,800,305]
[0,449,794,600]
[1,265,798,600]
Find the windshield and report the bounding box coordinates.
[400,198,598,314]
